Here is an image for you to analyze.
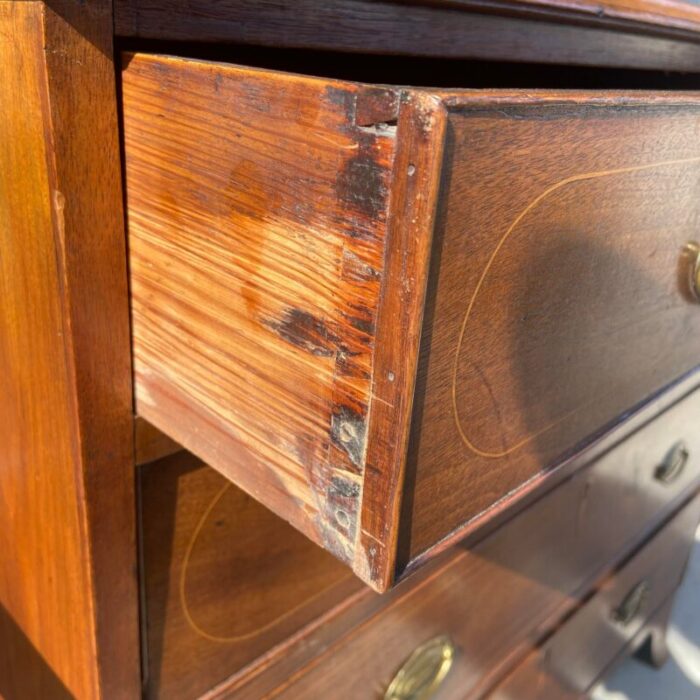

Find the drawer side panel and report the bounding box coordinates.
[122,53,398,571]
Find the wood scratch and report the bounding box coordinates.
[361,529,384,547]
[371,393,395,410]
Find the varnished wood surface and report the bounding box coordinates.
[0,2,139,698]
[114,0,700,72]
[489,492,700,699]
[405,94,700,564]
[228,463,700,699]
[151,385,700,699]
[358,93,447,588]
[123,53,700,588]
[139,452,362,699]
[486,597,672,699]
[432,0,700,29]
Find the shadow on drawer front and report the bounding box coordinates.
[464,387,700,597]
[123,51,700,589]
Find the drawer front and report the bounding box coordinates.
[248,492,700,700]
[496,385,700,592]
[489,492,700,699]
[263,493,700,700]
[406,96,700,566]
[123,53,700,588]
[140,388,698,699]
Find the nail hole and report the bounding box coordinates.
[339,423,357,443]
[407,164,416,176]
[336,509,350,528]
[387,371,395,382]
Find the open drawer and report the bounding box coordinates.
[122,53,700,589]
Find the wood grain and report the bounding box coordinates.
[0,2,139,698]
[220,394,700,699]
[123,53,402,588]
[356,93,447,589]
[428,0,700,31]
[139,452,362,699]
[404,94,700,565]
[487,598,671,699]
[114,0,700,72]
[489,492,700,699]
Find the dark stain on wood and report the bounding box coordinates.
[343,311,374,336]
[324,85,356,119]
[329,476,361,499]
[263,308,338,357]
[336,147,389,221]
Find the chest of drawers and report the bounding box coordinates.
[3,1,700,698]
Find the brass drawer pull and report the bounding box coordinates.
[685,242,700,301]
[384,635,455,700]
[655,441,690,485]
[612,580,650,626]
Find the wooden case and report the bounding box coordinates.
[123,52,700,589]
[114,0,700,73]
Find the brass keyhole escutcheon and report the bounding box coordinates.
[384,636,455,700]
[685,242,700,302]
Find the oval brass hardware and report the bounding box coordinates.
[612,580,650,627]
[384,635,455,700]
[655,441,690,485]
[685,242,700,301]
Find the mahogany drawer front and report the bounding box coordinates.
[140,388,700,699]
[488,492,700,700]
[123,52,700,589]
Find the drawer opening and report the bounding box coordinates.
[116,38,700,91]
[138,450,366,699]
